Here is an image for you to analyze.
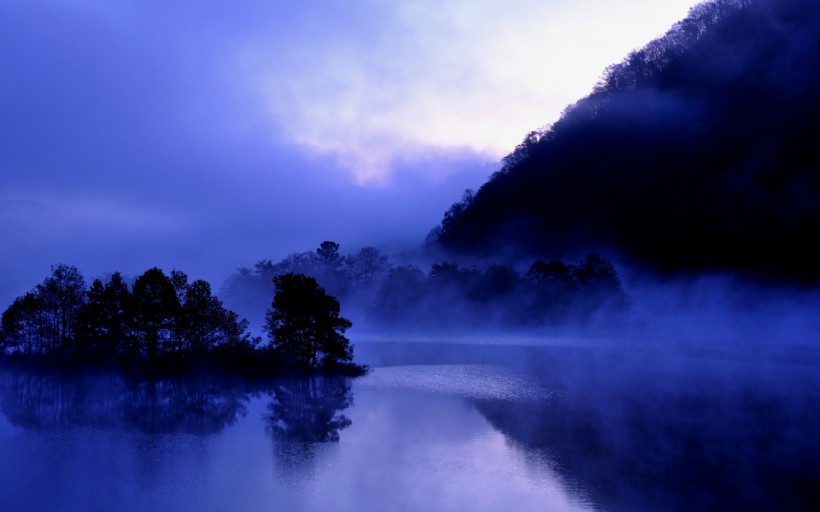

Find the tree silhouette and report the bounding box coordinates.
[0,264,86,355]
[2,266,261,373]
[1,292,44,355]
[131,268,180,360]
[316,241,343,272]
[35,264,87,353]
[178,279,256,355]
[76,272,133,358]
[265,273,354,371]
[346,246,390,297]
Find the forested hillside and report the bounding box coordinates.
[433,0,820,281]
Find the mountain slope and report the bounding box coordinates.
[434,0,820,281]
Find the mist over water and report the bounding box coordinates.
[621,271,820,350]
[2,318,818,511]
[3,213,818,511]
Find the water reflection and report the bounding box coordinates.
[359,341,820,511]
[0,366,360,511]
[266,376,353,443]
[264,376,353,476]
[0,368,253,435]
[2,341,818,511]
[464,348,820,512]
[0,368,354,442]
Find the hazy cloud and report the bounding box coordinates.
[242,0,698,181]
[0,0,699,307]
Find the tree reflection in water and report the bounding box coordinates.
[0,367,356,446]
[469,349,820,512]
[0,368,252,435]
[265,376,353,443]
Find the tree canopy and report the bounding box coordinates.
[222,241,630,330]
[265,273,356,371]
[1,265,259,369]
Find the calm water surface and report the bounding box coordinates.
[1,337,818,511]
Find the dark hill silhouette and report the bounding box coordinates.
[433,0,820,282]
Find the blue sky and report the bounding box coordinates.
[1,0,699,303]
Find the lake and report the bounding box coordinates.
[1,336,818,511]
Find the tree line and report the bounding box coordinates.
[1,264,361,375]
[1,244,628,372]
[221,241,630,330]
[0,264,258,365]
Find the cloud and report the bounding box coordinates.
[1,0,699,186]
[0,0,701,308]
[240,0,699,182]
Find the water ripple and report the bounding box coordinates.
[358,364,556,402]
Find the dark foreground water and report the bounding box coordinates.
[1,337,818,511]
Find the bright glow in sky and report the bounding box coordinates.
[240,0,699,182]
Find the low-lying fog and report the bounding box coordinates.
[2,321,818,511]
[3,262,819,511]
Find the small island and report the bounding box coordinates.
[0,264,367,377]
